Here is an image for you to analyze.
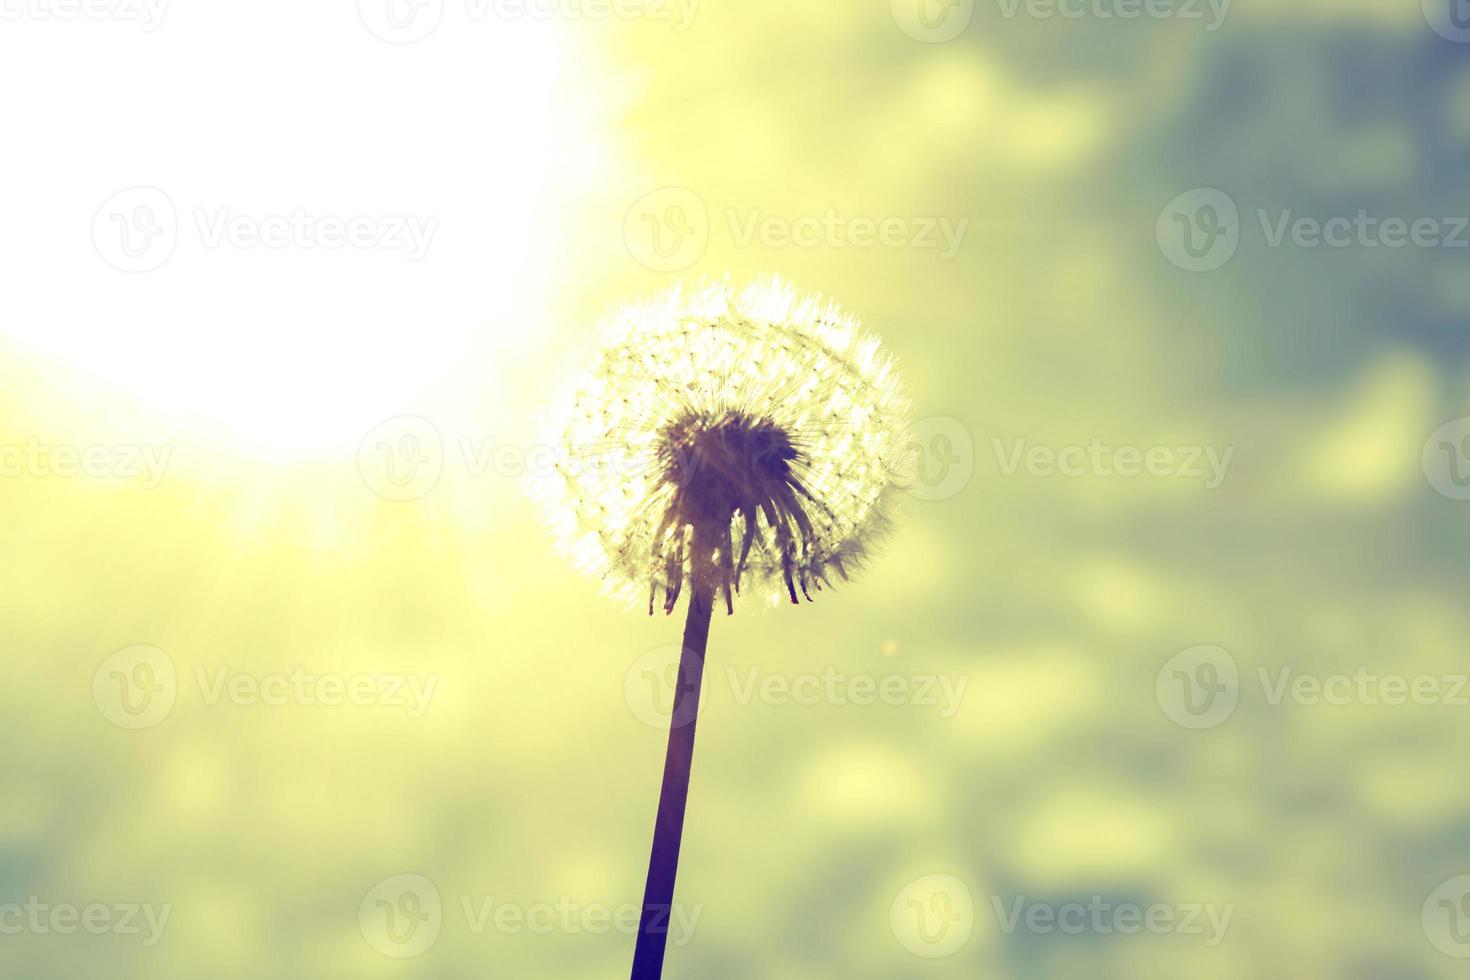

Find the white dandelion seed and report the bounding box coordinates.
[538,278,912,615]
[536,277,912,980]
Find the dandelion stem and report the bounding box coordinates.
[630,561,715,980]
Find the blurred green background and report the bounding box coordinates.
[2,0,1470,977]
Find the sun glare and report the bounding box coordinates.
[4,13,585,461]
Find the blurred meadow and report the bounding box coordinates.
[2,0,1470,977]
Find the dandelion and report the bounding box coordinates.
[537,279,910,979]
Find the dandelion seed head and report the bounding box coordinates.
[536,279,911,613]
